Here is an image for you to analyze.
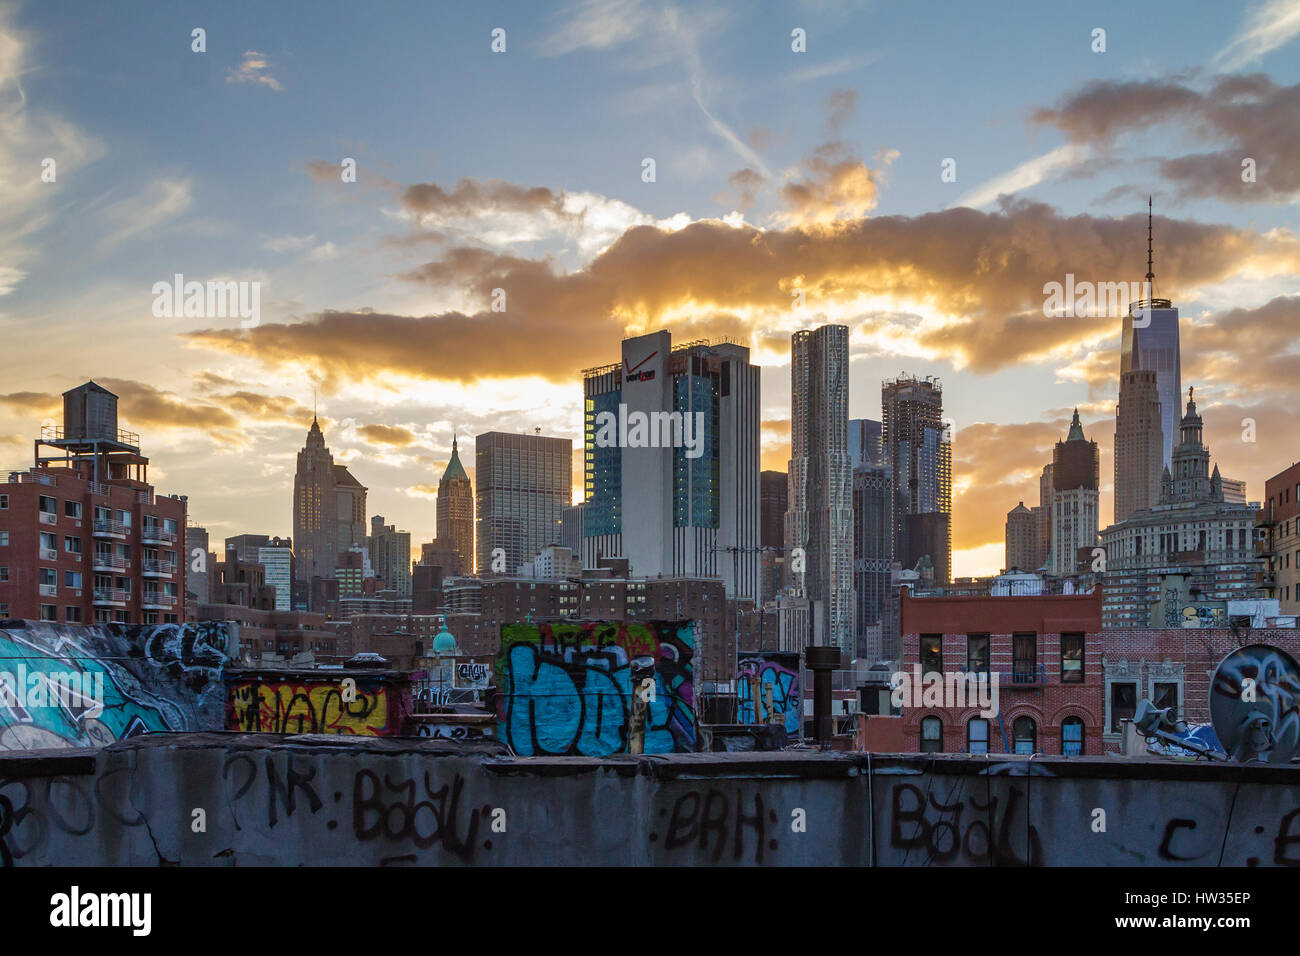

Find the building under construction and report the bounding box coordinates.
[881,374,952,585]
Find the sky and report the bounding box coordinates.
[1,0,1298,577]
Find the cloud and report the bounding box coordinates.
[1213,0,1300,71]
[93,178,193,250]
[0,391,59,415]
[825,88,858,135]
[1033,74,1300,202]
[226,51,284,92]
[356,423,420,447]
[951,144,1090,210]
[187,192,1300,385]
[773,141,890,225]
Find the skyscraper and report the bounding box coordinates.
[368,515,412,597]
[786,325,855,654]
[334,465,368,552]
[853,458,892,657]
[1049,410,1099,575]
[760,470,788,604]
[1113,337,1164,523]
[881,375,951,584]
[475,431,572,575]
[1120,201,1181,468]
[1004,502,1036,571]
[436,437,474,576]
[293,417,340,584]
[581,330,761,602]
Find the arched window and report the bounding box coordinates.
[1013,716,1037,755]
[967,717,989,755]
[1061,716,1084,756]
[920,716,943,753]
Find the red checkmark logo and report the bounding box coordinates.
[624,351,658,374]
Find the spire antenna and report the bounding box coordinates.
[1145,195,1155,288]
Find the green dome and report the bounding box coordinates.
[432,628,458,655]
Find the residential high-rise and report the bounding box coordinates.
[881,375,951,584]
[1049,410,1099,575]
[853,459,892,659]
[1113,338,1164,524]
[475,431,572,576]
[436,437,474,576]
[581,330,761,603]
[292,417,363,588]
[1005,502,1036,571]
[368,515,412,597]
[1120,201,1181,468]
[257,542,293,611]
[786,325,855,654]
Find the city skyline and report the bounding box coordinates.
[2,1,1299,579]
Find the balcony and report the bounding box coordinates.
[92,587,130,606]
[92,553,128,572]
[4,472,56,486]
[93,519,128,539]
[142,558,175,577]
[141,592,177,609]
[1002,665,1045,688]
[140,525,176,545]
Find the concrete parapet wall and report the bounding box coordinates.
[0,735,1297,866]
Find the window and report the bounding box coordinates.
[1013,716,1037,755]
[1061,633,1084,683]
[39,531,57,557]
[966,634,990,674]
[39,604,56,622]
[1110,682,1137,732]
[1061,717,1084,755]
[39,568,56,589]
[1154,682,1179,721]
[65,536,81,554]
[920,635,942,675]
[38,495,56,517]
[65,606,81,623]
[65,571,82,589]
[967,718,990,754]
[920,716,943,753]
[0,532,6,546]
[0,567,7,581]
[1012,633,1037,682]
[0,603,7,617]
[0,495,7,509]
[65,500,82,518]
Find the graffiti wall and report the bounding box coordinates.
[2,739,1299,866]
[736,651,800,735]
[0,620,236,751]
[225,670,413,736]
[496,620,696,756]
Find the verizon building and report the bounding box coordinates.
[581,330,760,603]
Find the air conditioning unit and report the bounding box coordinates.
[74,590,82,597]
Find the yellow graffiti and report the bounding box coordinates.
[229,681,392,736]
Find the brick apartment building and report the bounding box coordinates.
[1258,461,1300,614]
[900,589,1105,755]
[0,382,185,625]
[900,587,1300,756]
